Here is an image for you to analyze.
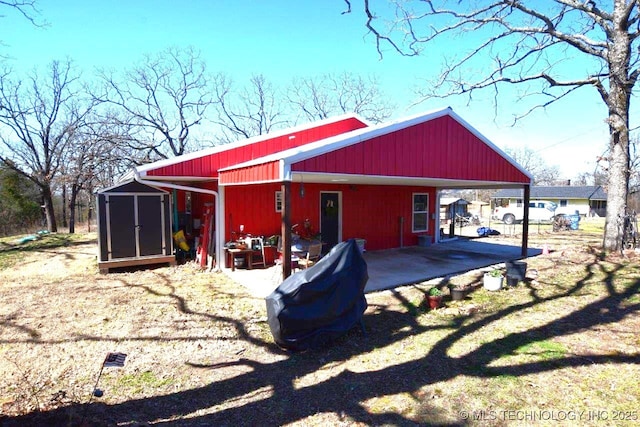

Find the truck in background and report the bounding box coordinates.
[492,200,558,224]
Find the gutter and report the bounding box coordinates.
[133,169,222,272]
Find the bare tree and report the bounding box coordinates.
[348,1,639,251]
[56,122,101,233]
[287,72,394,123]
[504,146,560,185]
[94,46,213,160]
[211,73,289,143]
[86,114,142,185]
[0,59,93,232]
[575,168,608,187]
[1,1,46,59]
[0,0,43,27]
[56,111,140,233]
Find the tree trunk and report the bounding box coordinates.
[41,184,58,233]
[62,185,68,228]
[68,187,77,234]
[87,184,93,233]
[603,133,630,251]
[602,32,632,251]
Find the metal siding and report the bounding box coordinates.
[452,121,466,178]
[325,151,336,173]
[410,125,422,176]
[223,182,326,241]
[223,181,434,251]
[219,160,280,185]
[372,140,381,175]
[410,128,419,173]
[224,184,283,241]
[381,136,390,175]
[439,120,450,176]
[316,152,326,172]
[341,184,436,250]
[336,149,346,173]
[468,127,479,177]
[294,115,529,183]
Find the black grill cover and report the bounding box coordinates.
[266,239,368,351]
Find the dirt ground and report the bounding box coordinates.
[1,228,639,426]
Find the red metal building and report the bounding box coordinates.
[132,107,532,276]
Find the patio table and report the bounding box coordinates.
[225,247,255,271]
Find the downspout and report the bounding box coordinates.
[133,170,222,272]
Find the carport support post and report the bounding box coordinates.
[521,185,530,257]
[281,181,292,279]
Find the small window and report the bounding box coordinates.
[412,193,429,232]
[275,191,282,213]
[560,199,568,207]
[516,199,523,207]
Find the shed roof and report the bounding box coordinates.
[440,197,469,206]
[492,186,607,201]
[98,179,169,194]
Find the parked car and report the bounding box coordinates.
[492,200,558,224]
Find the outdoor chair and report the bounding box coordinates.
[248,236,267,268]
[297,242,323,270]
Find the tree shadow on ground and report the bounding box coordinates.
[4,255,640,426]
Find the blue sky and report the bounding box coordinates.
[2,0,618,180]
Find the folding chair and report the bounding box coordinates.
[245,236,266,268]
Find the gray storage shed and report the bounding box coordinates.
[97,179,175,273]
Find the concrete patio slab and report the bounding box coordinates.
[221,237,542,298]
[363,238,540,293]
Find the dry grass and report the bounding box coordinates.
[1,221,639,426]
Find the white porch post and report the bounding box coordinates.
[217,185,225,272]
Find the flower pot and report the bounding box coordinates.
[483,273,503,291]
[427,295,443,309]
[450,288,466,301]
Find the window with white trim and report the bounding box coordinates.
[275,191,283,212]
[412,193,429,232]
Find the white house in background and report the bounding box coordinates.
[491,186,608,217]
[469,200,491,218]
